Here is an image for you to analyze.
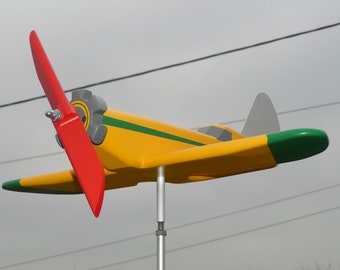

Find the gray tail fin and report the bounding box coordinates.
[241,93,280,136]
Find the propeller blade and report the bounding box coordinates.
[29,31,105,217]
[56,115,105,217]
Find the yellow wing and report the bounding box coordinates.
[2,129,328,194]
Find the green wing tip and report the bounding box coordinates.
[2,179,82,194]
[2,179,22,192]
[268,129,329,164]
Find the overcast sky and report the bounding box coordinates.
[0,1,340,269]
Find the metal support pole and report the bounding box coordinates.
[156,166,166,270]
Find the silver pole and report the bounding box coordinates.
[156,166,166,270]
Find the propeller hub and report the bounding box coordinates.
[45,109,61,122]
[71,90,108,145]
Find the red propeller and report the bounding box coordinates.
[29,31,105,217]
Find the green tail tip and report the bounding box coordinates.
[268,129,329,164]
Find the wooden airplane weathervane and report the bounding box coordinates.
[2,31,329,270]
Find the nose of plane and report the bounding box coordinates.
[267,129,329,164]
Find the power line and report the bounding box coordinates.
[221,99,340,125]
[90,204,340,269]
[0,98,338,166]
[0,151,64,166]
[1,22,339,109]
[1,182,340,269]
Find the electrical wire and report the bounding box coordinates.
[0,151,64,165]
[89,205,340,269]
[221,99,340,125]
[0,22,339,109]
[1,182,340,269]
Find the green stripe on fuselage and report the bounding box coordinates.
[102,115,205,146]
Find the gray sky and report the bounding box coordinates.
[0,1,340,269]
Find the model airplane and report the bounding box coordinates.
[2,31,329,218]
